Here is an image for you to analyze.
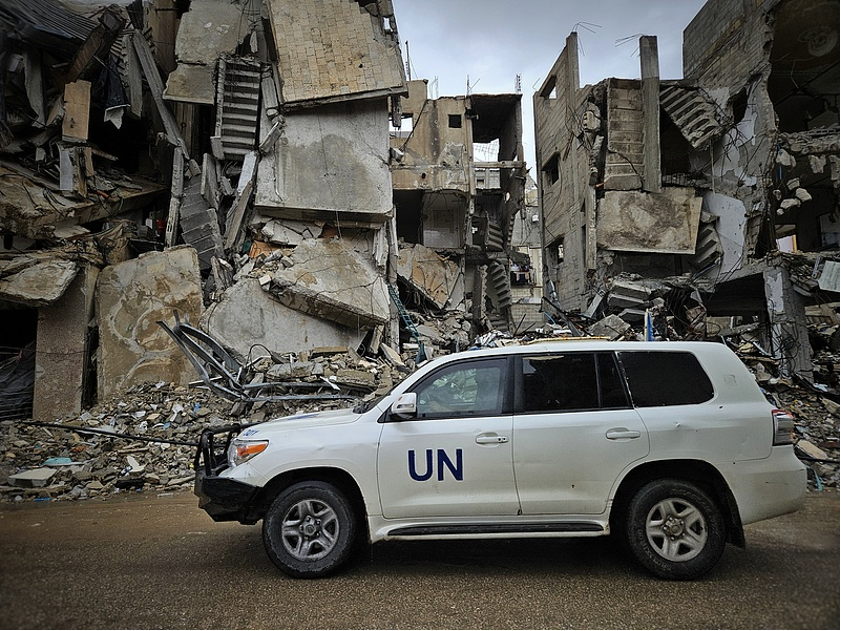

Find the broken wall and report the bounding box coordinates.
[265,0,405,107]
[391,87,472,193]
[701,192,749,273]
[533,33,595,310]
[164,0,245,105]
[598,188,702,253]
[683,0,774,88]
[684,0,839,256]
[97,246,203,399]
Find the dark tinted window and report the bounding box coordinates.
[618,351,714,407]
[521,352,628,412]
[598,352,630,408]
[414,358,506,419]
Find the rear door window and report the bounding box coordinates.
[618,351,714,407]
[519,352,630,412]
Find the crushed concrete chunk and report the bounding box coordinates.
[7,468,56,488]
[267,238,389,328]
[797,440,828,461]
[588,314,632,339]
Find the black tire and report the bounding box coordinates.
[624,479,726,580]
[262,481,357,579]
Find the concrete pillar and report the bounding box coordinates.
[763,266,812,380]
[640,35,662,193]
[564,32,581,204]
[33,263,98,420]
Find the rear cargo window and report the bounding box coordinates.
[618,351,714,407]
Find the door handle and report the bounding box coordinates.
[476,433,509,444]
[605,428,641,440]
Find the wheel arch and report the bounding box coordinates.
[246,467,369,536]
[610,459,745,548]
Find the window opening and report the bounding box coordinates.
[542,153,560,186]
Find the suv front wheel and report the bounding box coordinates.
[262,481,357,578]
[625,479,726,580]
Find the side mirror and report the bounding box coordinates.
[391,392,417,417]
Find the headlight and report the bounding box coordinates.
[227,439,269,467]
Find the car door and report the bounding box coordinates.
[513,351,650,515]
[377,357,519,519]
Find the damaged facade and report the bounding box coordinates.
[534,0,839,383]
[390,79,536,334]
[0,0,534,420]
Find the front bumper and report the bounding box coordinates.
[194,468,259,522]
[193,425,260,523]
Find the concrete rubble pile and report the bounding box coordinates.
[1,300,837,501]
[0,344,409,502]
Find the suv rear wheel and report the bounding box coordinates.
[625,479,725,580]
[262,481,357,578]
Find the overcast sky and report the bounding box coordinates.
[391,0,708,167]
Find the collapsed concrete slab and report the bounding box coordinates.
[0,164,166,241]
[588,314,632,340]
[260,218,319,246]
[202,276,366,361]
[606,278,654,310]
[7,467,55,488]
[597,187,702,254]
[266,238,390,328]
[97,246,203,399]
[164,0,244,105]
[394,243,462,310]
[255,101,394,225]
[0,252,80,307]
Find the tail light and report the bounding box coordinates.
[772,409,795,445]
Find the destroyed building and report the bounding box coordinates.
[389,78,532,335]
[534,0,839,383]
[0,0,537,421]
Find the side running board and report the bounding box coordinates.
[387,522,604,536]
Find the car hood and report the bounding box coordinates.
[237,407,362,438]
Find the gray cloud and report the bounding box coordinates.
[392,0,707,163]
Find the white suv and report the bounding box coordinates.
[194,340,806,580]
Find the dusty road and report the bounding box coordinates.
[0,489,837,629]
